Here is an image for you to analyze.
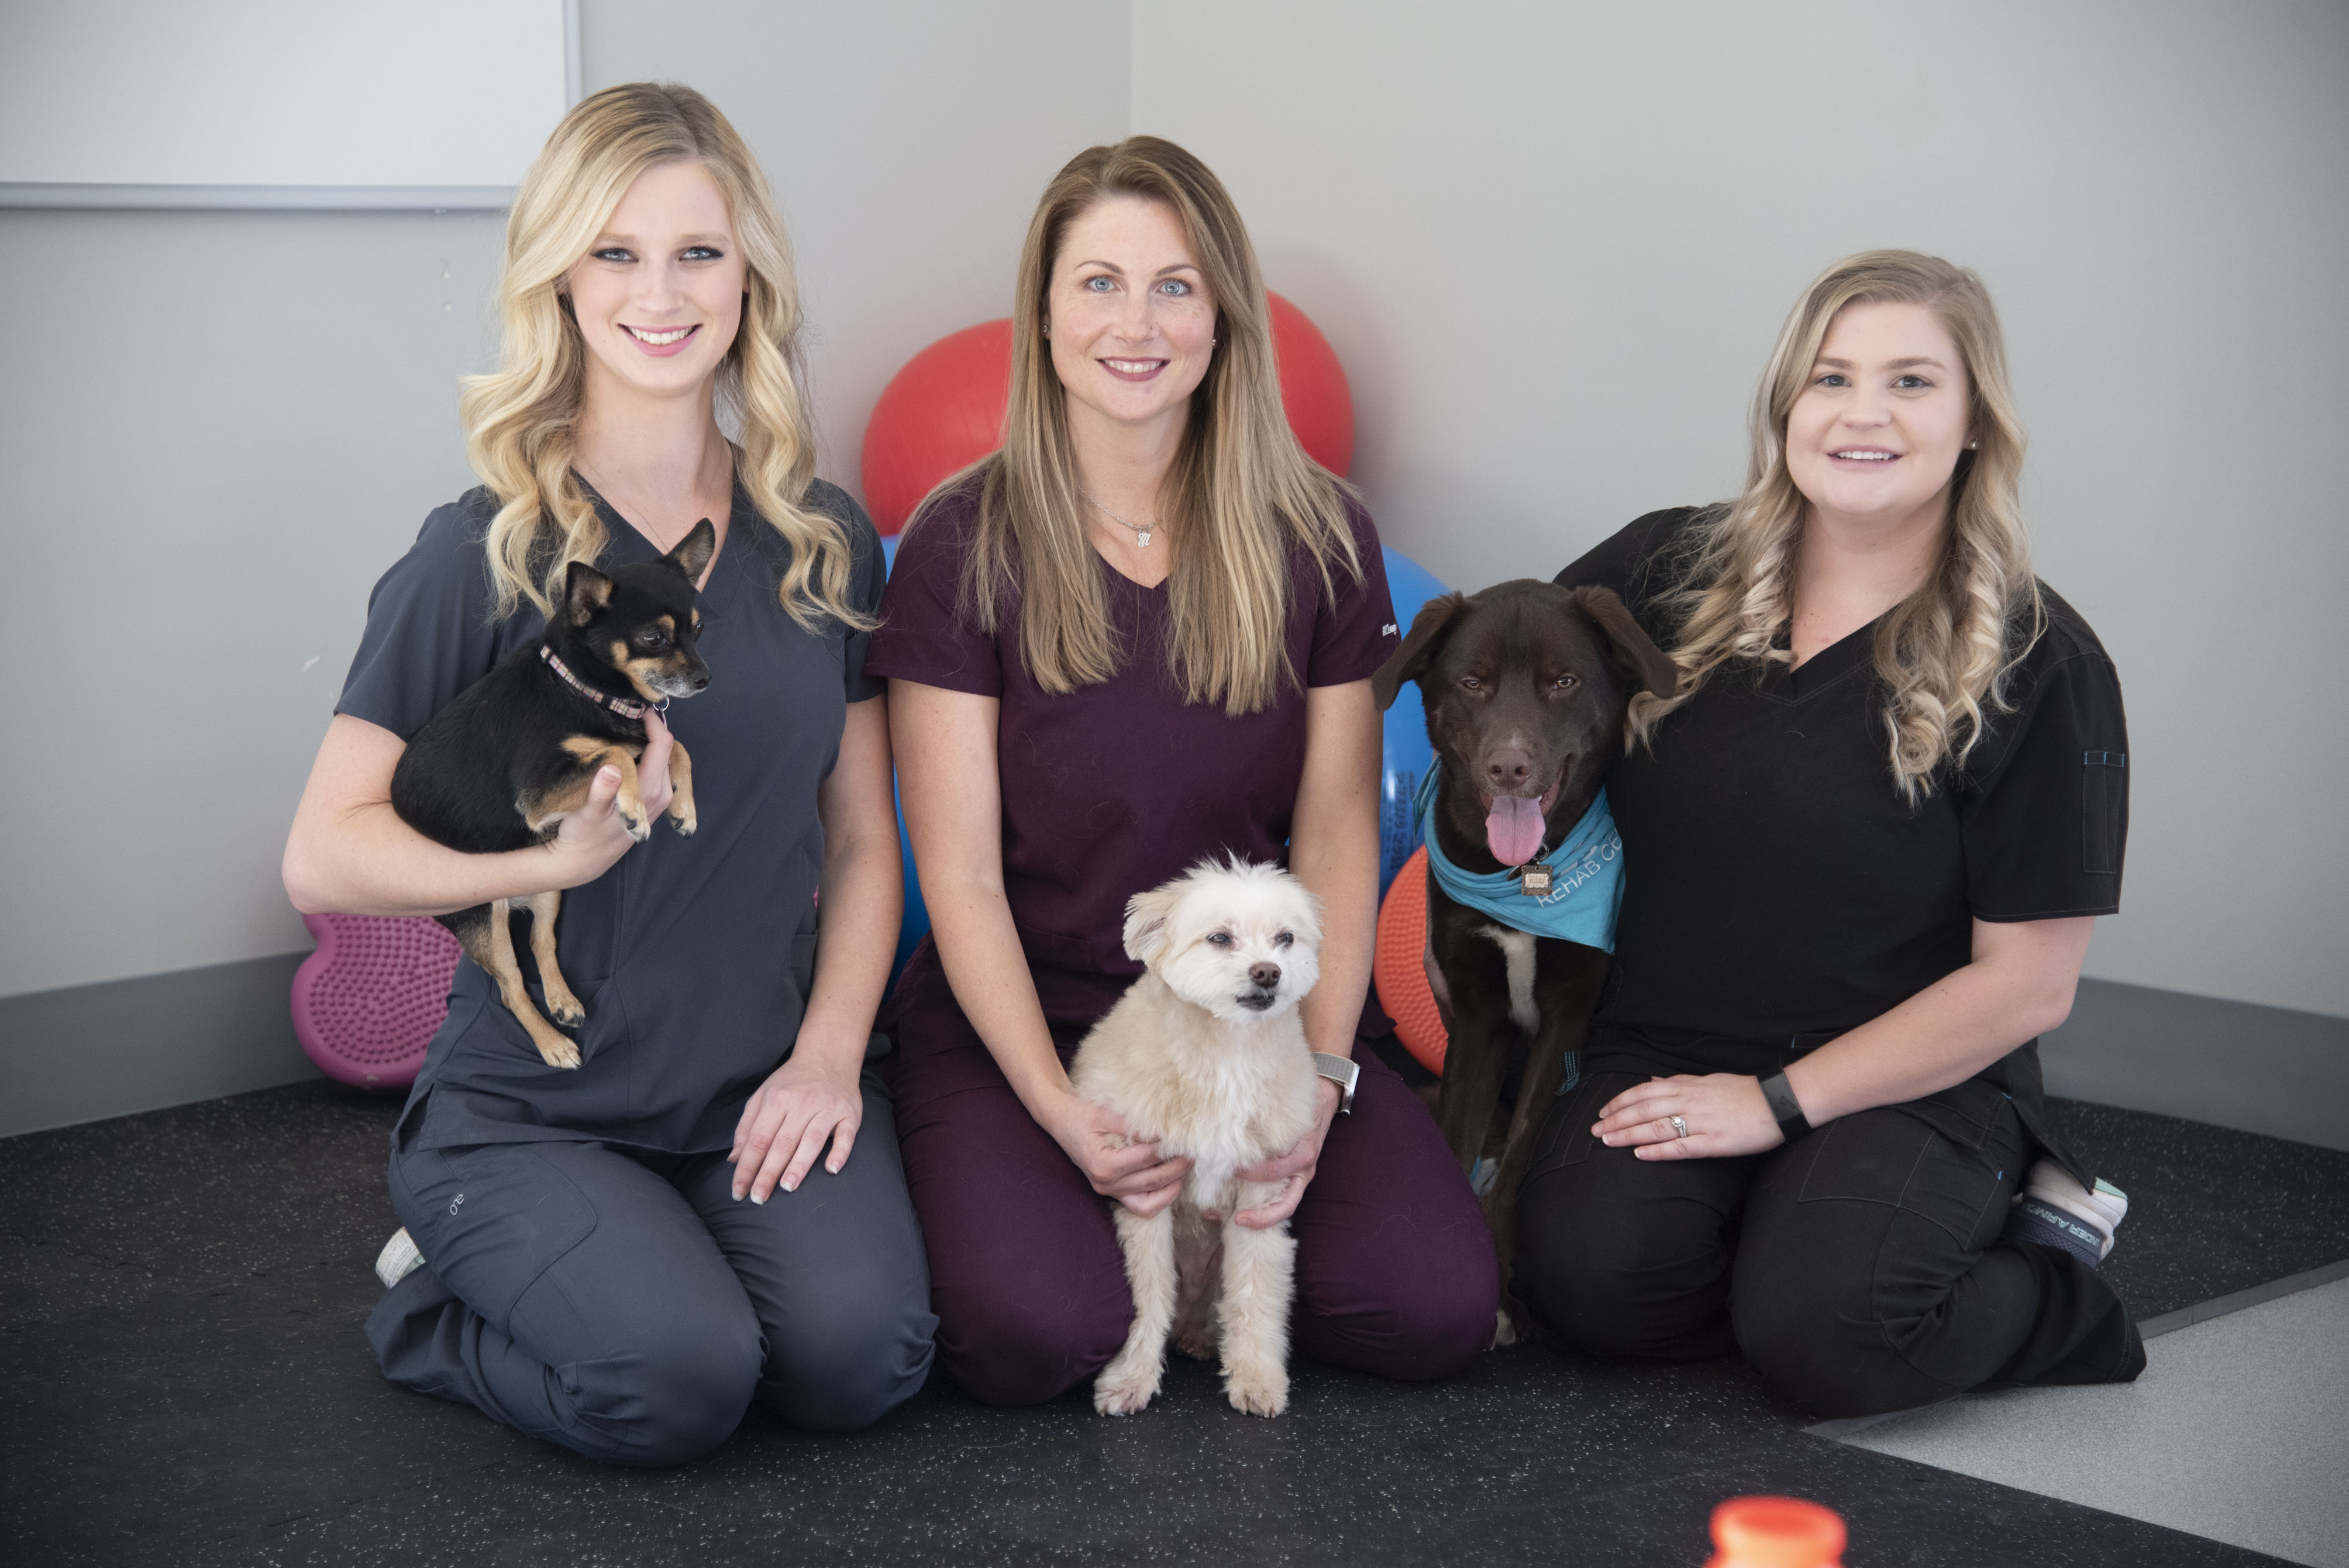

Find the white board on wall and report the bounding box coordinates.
[0,0,578,209]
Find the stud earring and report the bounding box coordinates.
[1966,440,1978,450]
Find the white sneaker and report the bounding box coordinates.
[2006,1160,2127,1267]
[374,1227,426,1290]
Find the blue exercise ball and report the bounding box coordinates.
[1379,546,1448,897]
[879,535,1448,986]
[880,533,933,985]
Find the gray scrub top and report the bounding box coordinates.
[336,480,885,1153]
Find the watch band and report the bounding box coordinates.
[1311,1052,1361,1114]
[1758,1071,1811,1142]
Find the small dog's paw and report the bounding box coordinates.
[669,806,697,838]
[1222,1361,1288,1418]
[538,1038,583,1070]
[545,996,585,1028]
[620,809,652,843]
[1093,1364,1160,1417]
[1491,1307,1518,1349]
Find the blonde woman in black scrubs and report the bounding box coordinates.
[1520,251,2141,1418]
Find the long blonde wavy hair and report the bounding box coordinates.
[460,82,869,632]
[931,135,1360,716]
[1632,250,2044,800]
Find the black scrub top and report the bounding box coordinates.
[1556,509,2128,1146]
[337,480,885,1154]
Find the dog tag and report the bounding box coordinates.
[1519,865,1553,897]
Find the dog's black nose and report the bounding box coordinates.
[1483,743,1534,791]
[1249,962,1281,988]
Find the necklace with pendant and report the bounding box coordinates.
[1081,490,1158,549]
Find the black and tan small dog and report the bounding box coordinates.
[1372,580,1675,1317]
[389,521,715,1069]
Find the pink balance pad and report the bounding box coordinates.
[290,913,463,1088]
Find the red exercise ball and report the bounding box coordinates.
[860,319,1015,539]
[1265,291,1354,479]
[858,293,1355,536]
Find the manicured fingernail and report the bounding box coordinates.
[749,1190,766,1205]
[781,1179,796,1194]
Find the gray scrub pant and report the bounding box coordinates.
[365,1073,936,1466]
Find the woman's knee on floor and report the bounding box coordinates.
[1291,1215,1498,1381]
[934,1269,1129,1406]
[1730,1245,1935,1419]
[755,1278,939,1432]
[558,1290,764,1466]
[1515,1168,1737,1360]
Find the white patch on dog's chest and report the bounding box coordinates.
[1473,923,1541,1035]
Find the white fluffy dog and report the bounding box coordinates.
[1070,857,1324,1418]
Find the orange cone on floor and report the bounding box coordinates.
[1704,1497,1847,1567]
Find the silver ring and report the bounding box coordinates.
[1669,1116,1689,1140]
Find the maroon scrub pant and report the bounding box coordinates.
[884,946,1499,1405]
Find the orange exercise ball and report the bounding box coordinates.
[1373,846,1448,1075]
[859,293,1355,536]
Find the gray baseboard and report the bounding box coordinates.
[0,953,324,1139]
[2043,977,2349,1153]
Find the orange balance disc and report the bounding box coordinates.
[1373,846,1448,1076]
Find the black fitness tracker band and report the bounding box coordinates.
[1759,1071,1812,1142]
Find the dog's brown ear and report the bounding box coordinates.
[564,562,615,628]
[1122,883,1184,965]
[1569,585,1679,699]
[667,519,717,583]
[1372,592,1469,711]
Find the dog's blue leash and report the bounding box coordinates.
[1412,762,1625,954]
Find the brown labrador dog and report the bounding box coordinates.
[1372,580,1676,1333]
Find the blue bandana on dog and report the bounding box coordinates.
[1413,763,1625,953]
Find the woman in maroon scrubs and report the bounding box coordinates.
[869,136,1497,1405]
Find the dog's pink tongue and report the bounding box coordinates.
[1485,796,1547,865]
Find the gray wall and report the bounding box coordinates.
[0,207,504,998]
[4,1,2343,1135]
[1132,0,2349,1019]
[0,0,1126,1006]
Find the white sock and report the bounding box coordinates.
[374,1227,425,1290]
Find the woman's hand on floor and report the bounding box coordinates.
[1232,1078,1343,1228]
[729,1045,862,1202]
[1594,1073,1782,1160]
[1043,1091,1191,1218]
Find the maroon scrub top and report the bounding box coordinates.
[866,481,1400,1028]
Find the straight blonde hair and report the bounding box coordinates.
[1633,250,2044,799]
[934,136,1359,715]
[460,82,870,632]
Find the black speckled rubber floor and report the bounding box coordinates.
[3,1079,2338,1567]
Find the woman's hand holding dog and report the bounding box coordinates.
[730,1045,863,1202]
[1043,1091,1191,1218]
[1594,1073,1782,1160]
[540,713,678,885]
[286,713,676,918]
[1231,1077,1342,1228]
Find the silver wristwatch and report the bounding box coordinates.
[1311,1052,1361,1114]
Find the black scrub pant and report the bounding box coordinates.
[365,1070,937,1466]
[1515,1071,2144,1418]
